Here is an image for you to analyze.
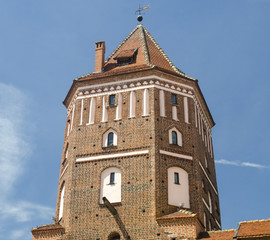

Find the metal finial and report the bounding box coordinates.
[135,5,150,22]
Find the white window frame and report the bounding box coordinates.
[100,167,121,204]
[168,167,190,208]
[59,183,65,220]
[103,129,117,147]
[168,127,182,146]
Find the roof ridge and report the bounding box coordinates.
[208,229,235,233]
[178,208,196,216]
[139,25,154,67]
[239,218,270,224]
[32,222,62,230]
[142,26,184,75]
[142,27,196,81]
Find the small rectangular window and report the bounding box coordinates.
[174,172,180,184]
[110,172,115,184]
[109,95,115,106]
[171,94,177,105]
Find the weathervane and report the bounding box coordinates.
[135,5,150,22]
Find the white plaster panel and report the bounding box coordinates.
[168,167,190,208]
[100,167,121,204]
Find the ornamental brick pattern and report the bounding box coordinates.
[32,24,223,240]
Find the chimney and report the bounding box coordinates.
[94,41,105,73]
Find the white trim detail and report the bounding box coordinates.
[69,75,213,130]
[67,121,71,136]
[199,162,218,195]
[195,105,198,128]
[103,129,117,147]
[203,197,210,211]
[208,191,213,213]
[129,91,136,118]
[159,150,192,160]
[168,128,182,146]
[159,90,166,117]
[77,85,193,100]
[79,99,83,125]
[70,103,75,131]
[115,93,122,120]
[87,97,96,124]
[198,110,201,135]
[59,184,65,220]
[184,96,189,123]
[100,167,121,204]
[168,167,190,208]
[60,164,69,179]
[77,75,193,92]
[76,150,149,162]
[101,96,108,122]
[142,88,150,116]
[172,106,179,121]
[215,218,221,229]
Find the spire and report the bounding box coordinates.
[78,24,194,81]
[104,24,186,76]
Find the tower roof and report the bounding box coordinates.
[77,24,194,81]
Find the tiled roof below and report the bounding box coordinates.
[31,223,65,232]
[236,219,270,238]
[157,209,196,220]
[198,229,235,240]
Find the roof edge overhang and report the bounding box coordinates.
[63,67,215,128]
[63,66,193,108]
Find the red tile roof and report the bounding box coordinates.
[235,219,270,238]
[31,223,65,232]
[198,229,235,240]
[157,209,196,220]
[78,24,194,81]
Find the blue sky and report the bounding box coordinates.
[0,1,269,239]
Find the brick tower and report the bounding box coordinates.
[32,24,221,240]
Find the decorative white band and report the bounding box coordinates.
[159,150,193,160]
[60,164,69,179]
[76,150,149,162]
[199,162,218,195]
[215,218,221,229]
[202,197,210,211]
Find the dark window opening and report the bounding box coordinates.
[109,95,115,106]
[174,172,180,184]
[114,48,138,66]
[108,232,120,240]
[110,172,115,184]
[172,94,177,104]
[108,132,114,146]
[172,131,178,145]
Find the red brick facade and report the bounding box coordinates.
[32,24,222,240]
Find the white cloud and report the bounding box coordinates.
[242,162,269,169]
[10,228,31,240]
[0,83,54,239]
[215,158,270,169]
[215,159,240,166]
[0,83,31,194]
[0,201,54,223]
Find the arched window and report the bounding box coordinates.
[59,183,65,220]
[171,131,178,145]
[100,167,121,204]
[168,127,182,146]
[108,132,114,146]
[168,167,190,208]
[108,232,120,240]
[103,129,117,147]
